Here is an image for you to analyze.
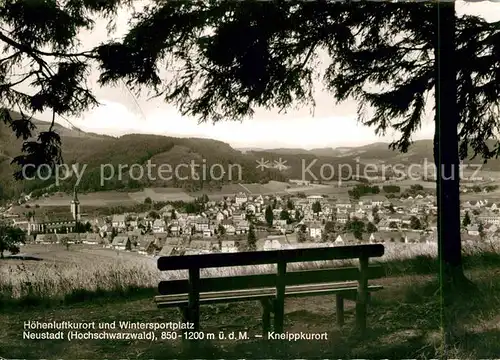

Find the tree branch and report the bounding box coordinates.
[1,72,33,88]
[0,31,97,59]
[0,32,53,77]
[0,50,21,63]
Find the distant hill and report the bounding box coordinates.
[1,111,500,202]
[0,113,290,200]
[264,140,500,169]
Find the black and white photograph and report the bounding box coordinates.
[1,0,500,358]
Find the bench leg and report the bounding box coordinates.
[273,298,285,333]
[336,294,344,327]
[179,306,189,342]
[355,295,367,334]
[187,302,200,332]
[356,256,369,335]
[260,298,272,338]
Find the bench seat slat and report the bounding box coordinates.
[155,283,384,308]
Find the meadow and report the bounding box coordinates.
[2,242,500,358]
[0,241,497,306]
[26,181,359,209]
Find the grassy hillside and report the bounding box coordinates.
[1,243,500,358]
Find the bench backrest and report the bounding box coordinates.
[157,244,385,295]
[159,265,384,295]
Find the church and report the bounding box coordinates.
[28,188,83,234]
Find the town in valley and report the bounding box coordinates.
[2,175,498,259]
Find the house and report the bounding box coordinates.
[159,204,174,216]
[112,215,127,230]
[12,219,30,232]
[334,233,358,244]
[158,245,175,257]
[220,219,235,233]
[263,239,282,251]
[137,236,156,255]
[478,213,500,225]
[307,195,323,204]
[168,222,181,236]
[111,236,131,251]
[333,234,345,244]
[99,223,113,237]
[203,228,213,238]
[101,236,111,248]
[255,213,266,223]
[221,240,237,253]
[232,211,246,221]
[152,219,166,233]
[194,217,210,232]
[308,223,322,239]
[463,200,483,208]
[164,237,183,247]
[251,195,263,205]
[404,232,424,244]
[235,220,250,234]
[187,240,212,254]
[83,233,101,245]
[377,220,391,231]
[484,224,498,233]
[128,217,138,229]
[462,233,480,244]
[366,195,385,207]
[274,219,287,228]
[401,216,412,225]
[486,202,500,211]
[56,233,81,244]
[368,231,396,243]
[336,213,349,224]
[235,192,248,206]
[246,203,256,214]
[387,214,403,223]
[215,211,225,221]
[467,225,480,236]
[153,232,169,247]
[34,233,58,244]
[127,227,142,239]
[335,200,352,209]
[358,200,372,210]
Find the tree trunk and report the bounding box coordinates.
[434,1,477,350]
[434,1,471,287]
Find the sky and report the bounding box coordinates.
[20,1,500,150]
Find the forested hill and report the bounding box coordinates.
[0,114,346,199]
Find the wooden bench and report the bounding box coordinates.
[155,244,385,337]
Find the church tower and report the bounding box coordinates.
[70,187,80,221]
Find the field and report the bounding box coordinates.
[33,191,138,207]
[372,179,436,190]
[31,188,195,207]
[28,182,301,207]
[1,241,500,358]
[26,181,363,208]
[0,241,441,303]
[24,177,459,209]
